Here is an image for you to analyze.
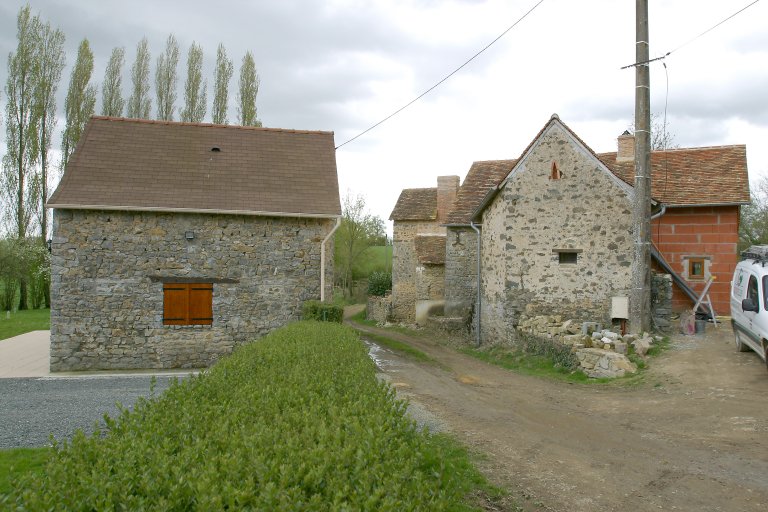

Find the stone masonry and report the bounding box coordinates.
[50,209,336,371]
[391,220,444,322]
[479,121,634,344]
[444,226,478,319]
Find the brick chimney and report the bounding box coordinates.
[436,175,460,223]
[617,130,635,162]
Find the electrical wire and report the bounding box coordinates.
[656,61,671,245]
[335,0,547,150]
[621,0,761,69]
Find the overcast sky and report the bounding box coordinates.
[1,0,766,231]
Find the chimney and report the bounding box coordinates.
[617,130,635,162]
[437,175,460,223]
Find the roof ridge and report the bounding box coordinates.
[598,143,746,156]
[90,116,334,136]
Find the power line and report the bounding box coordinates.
[335,0,547,150]
[621,0,761,69]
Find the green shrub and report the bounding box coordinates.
[301,300,343,323]
[367,271,392,297]
[5,322,477,510]
[518,332,580,370]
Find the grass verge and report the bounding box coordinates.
[348,308,435,364]
[3,321,491,510]
[0,309,50,341]
[0,447,50,495]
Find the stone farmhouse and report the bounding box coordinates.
[47,117,341,371]
[389,115,749,343]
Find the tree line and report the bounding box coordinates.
[0,4,263,311]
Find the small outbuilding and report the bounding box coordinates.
[47,117,341,371]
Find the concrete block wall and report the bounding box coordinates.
[651,205,739,315]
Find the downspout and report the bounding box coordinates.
[650,204,666,220]
[470,221,481,346]
[320,216,342,302]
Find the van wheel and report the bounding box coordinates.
[734,330,750,352]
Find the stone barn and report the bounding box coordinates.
[46,117,341,371]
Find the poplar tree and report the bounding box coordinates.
[31,17,65,307]
[101,46,125,117]
[61,38,97,167]
[2,5,39,309]
[155,34,179,121]
[211,43,233,125]
[127,38,151,119]
[181,42,206,123]
[237,51,261,127]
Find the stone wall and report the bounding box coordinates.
[391,220,444,322]
[651,272,673,331]
[367,295,392,323]
[50,209,336,371]
[444,227,478,319]
[479,123,634,344]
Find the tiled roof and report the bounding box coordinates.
[415,235,446,265]
[47,116,341,217]
[389,188,437,221]
[444,160,515,225]
[598,145,750,206]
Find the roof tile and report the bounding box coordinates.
[389,188,437,221]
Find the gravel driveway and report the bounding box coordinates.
[0,375,187,449]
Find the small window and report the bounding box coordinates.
[688,258,705,280]
[550,161,562,180]
[163,283,213,325]
[558,251,578,264]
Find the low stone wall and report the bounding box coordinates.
[651,272,673,331]
[367,295,392,324]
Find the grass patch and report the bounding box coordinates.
[3,322,488,510]
[461,345,598,383]
[0,309,50,341]
[355,245,392,277]
[0,447,50,496]
[350,307,376,326]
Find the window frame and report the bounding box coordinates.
[558,251,578,265]
[163,282,213,326]
[688,257,706,281]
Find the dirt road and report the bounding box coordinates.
[348,316,768,512]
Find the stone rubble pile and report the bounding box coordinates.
[518,314,662,378]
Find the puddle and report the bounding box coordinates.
[362,339,400,371]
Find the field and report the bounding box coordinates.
[0,309,50,341]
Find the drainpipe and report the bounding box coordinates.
[650,204,666,220]
[320,216,342,302]
[470,221,482,346]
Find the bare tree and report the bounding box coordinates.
[101,46,125,117]
[2,5,39,309]
[211,43,233,125]
[155,34,179,121]
[127,38,151,119]
[61,38,97,167]
[181,42,206,122]
[630,113,679,150]
[236,51,261,127]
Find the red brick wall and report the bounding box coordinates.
[651,205,739,316]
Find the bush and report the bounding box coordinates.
[518,332,580,370]
[367,271,392,297]
[301,300,343,323]
[4,322,479,510]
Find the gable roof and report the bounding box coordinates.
[415,234,446,265]
[47,117,341,217]
[444,160,515,226]
[598,145,749,206]
[389,187,437,221]
[453,115,749,223]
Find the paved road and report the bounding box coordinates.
[0,374,188,449]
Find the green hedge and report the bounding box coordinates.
[5,322,476,510]
[302,300,343,323]
[367,271,392,297]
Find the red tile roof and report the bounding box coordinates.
[415,235,446,265]
[444,160,515,225]
[389,187,437,221]
[47,117,341,217]
[598,145,750,206]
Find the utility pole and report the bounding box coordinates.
[630,0,652,333]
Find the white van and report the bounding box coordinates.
[731,246,768,370]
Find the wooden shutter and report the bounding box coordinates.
[163,283,213,325]
[163,284,189,325]
[189,283,213,325]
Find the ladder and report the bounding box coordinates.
[692,276,718,327]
